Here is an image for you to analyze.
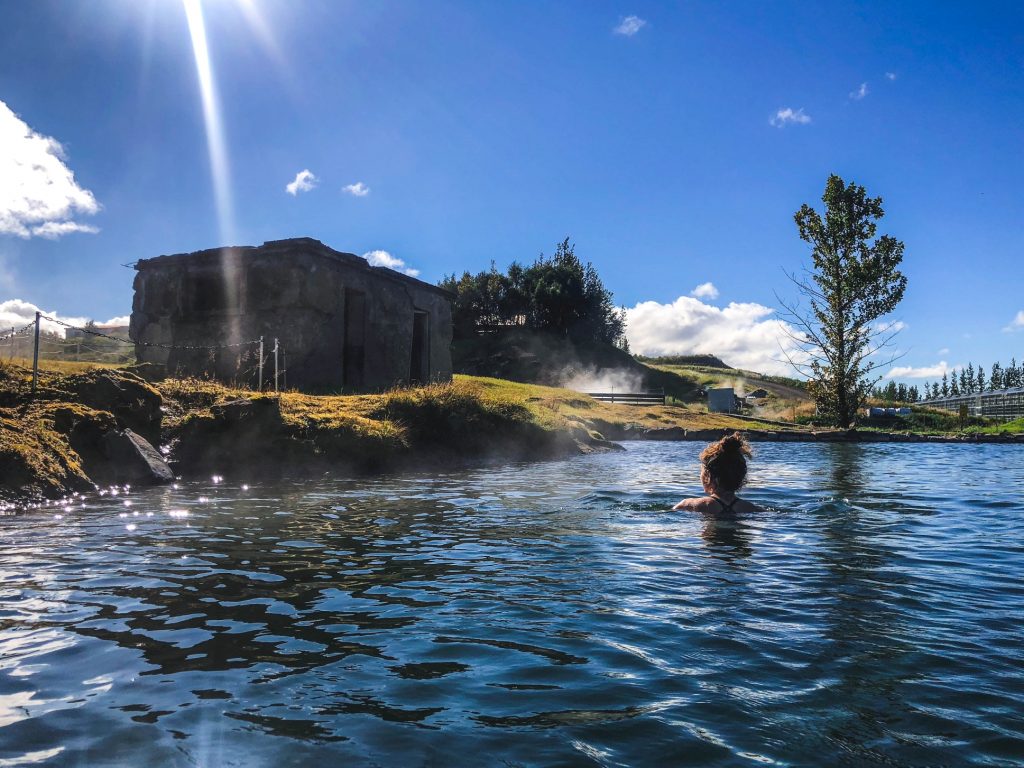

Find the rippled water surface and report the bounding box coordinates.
[2,442,1023,766]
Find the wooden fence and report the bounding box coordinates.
[585,389,666,406]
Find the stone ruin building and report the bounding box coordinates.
[129,238,453,391]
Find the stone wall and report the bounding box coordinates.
[129,238,453,391]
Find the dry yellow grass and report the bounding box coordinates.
[5,356,125,374]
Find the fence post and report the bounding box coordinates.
[258,336,264,391]
[282,348,287,390]
[273,338,279,393]
[31,312,41,395]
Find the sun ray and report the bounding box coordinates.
[183,0,235,246]
[183,0,241,349]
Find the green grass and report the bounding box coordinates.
[972,417,1024,435]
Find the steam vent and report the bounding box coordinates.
[129,238,453,391]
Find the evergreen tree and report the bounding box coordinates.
[923,381,931,400]
[990,362,1003,391]
[931,382,941,399]
[908,385,919,402]
[896,383,908,402]
[782,175,907,427]
[883,381,898,402]
[959,367,968,394]
[950,375,960,396]
[1009,358,1020,388]
[440,238,626,347]
[976,364,985,393]
[965,363,975,394]
[941,372,949,397]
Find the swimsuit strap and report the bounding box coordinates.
[711,495,739,513]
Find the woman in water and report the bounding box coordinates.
[674,431,761,514]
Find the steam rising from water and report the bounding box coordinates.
[560,367,646,394]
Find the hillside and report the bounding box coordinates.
[451,330,703,402]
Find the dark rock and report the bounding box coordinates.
[210,397,280,423]
[812,431,845,442]
[126,362,168,383]
[64,370,163,444]
[567,424,625,453]
[772,431,809,442]
[98,429,174,485]
[685,429,730,442]
[643,426,688,441]
[173,396,286,472]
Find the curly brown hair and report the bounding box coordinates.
[700,431,752,493]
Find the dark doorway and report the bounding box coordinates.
[343,289,366,389]
[410,310,429,384]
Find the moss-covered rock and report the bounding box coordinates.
[0,405,104,503]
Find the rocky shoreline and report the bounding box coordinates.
[1,366,1020,509]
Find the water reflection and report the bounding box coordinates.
[698,514,753,559]
[1,443,1022,766]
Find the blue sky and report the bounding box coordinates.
[1,0,1021,379]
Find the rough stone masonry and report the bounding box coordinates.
[129,238,453,391]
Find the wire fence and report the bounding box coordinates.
[2,313,289,395]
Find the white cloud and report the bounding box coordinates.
[873,319,906,334]
[1003,310,1024,332]
[0,300,129,337]
[30,221,100,239]
[937,347,950,356]
[849,82,869,100]
[0,100,100,239]
[343,181,370,197]
[885,72,897,81]
[690,282,719,300]
[613,15,646,36]
[624,295,803,376]
[769,107,811,127]
[362,250,420,278]
[285,169,317,196]
[885,361,950,380]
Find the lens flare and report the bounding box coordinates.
[182,0,234,245]
[183,0,243,348]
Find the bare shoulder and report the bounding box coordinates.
[673,497,714,512]
[733,498,763,513]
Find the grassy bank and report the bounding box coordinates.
[0,363,793,505]
[5,363,1018,507]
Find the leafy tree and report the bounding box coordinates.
[780,175,907,427]
[883,380,898,402]
[896,382,908,402]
